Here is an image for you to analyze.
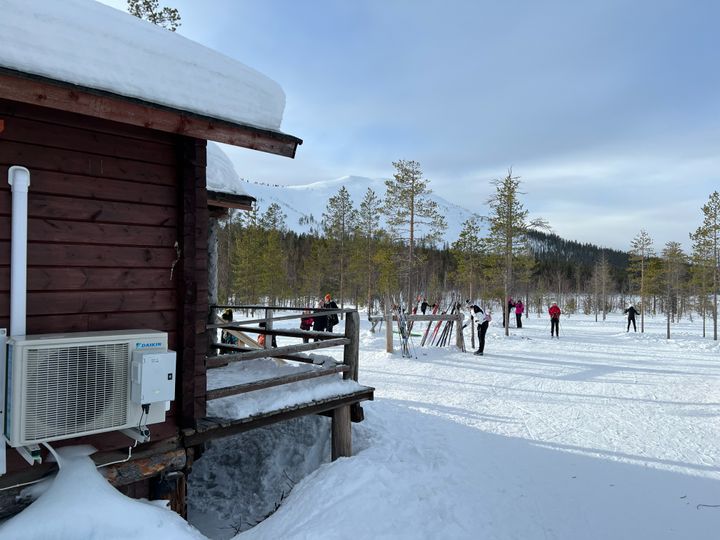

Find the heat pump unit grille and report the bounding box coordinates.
[23,343,129,441]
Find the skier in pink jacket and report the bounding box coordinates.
[515,300,524,328]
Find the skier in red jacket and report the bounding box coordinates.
[549,301,561,338]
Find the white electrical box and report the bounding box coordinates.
[131,350,176,405]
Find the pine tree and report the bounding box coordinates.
[322,187,357,311]
[383,160,447,300]
[485,168,547,335]
[450,216,484,301]
[354,188,383,310]
[661,241,686,339]
[699,191,720,340]
[259,202,288,233]
[690,225,713,337]
[258,204,288,303]
[127,0,181,31]
[629,229,654,332]
[231,205,262,303]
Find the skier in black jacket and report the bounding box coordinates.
[624,305,639,332]
[324,293,339,332]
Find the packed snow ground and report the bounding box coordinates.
[3,311,719,539]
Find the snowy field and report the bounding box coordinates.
[2,311,719,539]
[234,311,720,540]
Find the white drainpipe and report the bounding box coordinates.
[8,166,30,337]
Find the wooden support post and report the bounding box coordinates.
[331,405,352,460]
[384,295,393,353]
[469,312,475,350]
[455,312,464,349]
[150,470,187,518]
[264,308,273,350]
[343,310,360,381]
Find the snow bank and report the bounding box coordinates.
[0,0,286,131]
[0,446,204,540]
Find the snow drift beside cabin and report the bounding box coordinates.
[0,0,286,131]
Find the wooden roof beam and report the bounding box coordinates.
[0,69,302,158]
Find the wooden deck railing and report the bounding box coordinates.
[205,305,361,400]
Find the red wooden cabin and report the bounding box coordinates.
[0,0,302,516]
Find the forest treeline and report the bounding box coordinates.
[215,163,720,340]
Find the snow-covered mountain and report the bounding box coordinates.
[240,175,476,244]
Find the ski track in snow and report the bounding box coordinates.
[358,316,720,479]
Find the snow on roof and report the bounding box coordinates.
[0,0,286,131]
[206,142,251,198]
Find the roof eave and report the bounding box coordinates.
[0,67,303,158]
[207,190,256,212]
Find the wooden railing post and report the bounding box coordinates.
[331,405,352,460]
[207,306,217,358]
[264,308,273,350]
[455,312,464,349]
[384,295,393,353]
[343,310,360,381]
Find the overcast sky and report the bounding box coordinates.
[100,0,719,251]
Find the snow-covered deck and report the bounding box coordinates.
[185,358,372,447]
[185,309,374,448]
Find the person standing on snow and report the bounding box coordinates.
[549,301,561,338]
[624,305,639,332]
[300,309,314,343]
[421,298,429,314]
[515,300,524,329]
[503,297,516,327]
[470,305,491,356]
[324,293,339,332]
[312,296,327,342]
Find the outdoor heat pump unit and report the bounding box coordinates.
[5,329,176,450]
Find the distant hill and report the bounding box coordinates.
[240,177,631,279]
[241,175,476,244]
[527,230,630,282]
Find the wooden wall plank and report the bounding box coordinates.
[0,311,178,335]
[0,193,176,226]
[0,113,176,165]
[0,290,177,316]
[0,217,176,246]
[0,141,176,186]
[0,98,176,145]
[0,242,176,268]
[0,169,177,205]
[0,267,175,292]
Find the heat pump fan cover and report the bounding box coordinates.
[23,343,129,441]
